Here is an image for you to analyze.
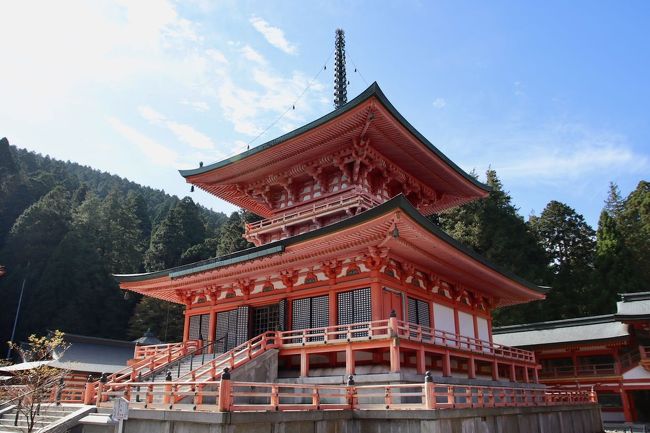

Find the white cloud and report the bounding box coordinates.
[433,98,447,109]
[138,105,218,151]
[181,100,210,112]
[240,45,267,65]
[249,16,297,55]
[107,116,179,167]
[206,49,228,64]
[462,122,648,185]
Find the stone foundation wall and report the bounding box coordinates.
[82,404,602,433]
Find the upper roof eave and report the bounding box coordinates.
[116,195,544,296]
[178,82,490,193]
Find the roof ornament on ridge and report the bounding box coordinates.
[334,28,347,109]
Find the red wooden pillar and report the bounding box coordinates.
[442,351,451,377]
[370,272,383,321]
[621,388,633,422]
[300,350,309,377]
[523,365,529,383]
[183,310,190,342]
[416,347,426,375]
[492,359,499,381]
[346,346,355,375]
[468,356,476,379]
[571,351,578,377]
[509,363,517,382]
[208,310,217,353]
[329,292,337,327]
[286,297,293,330]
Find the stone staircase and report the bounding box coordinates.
[0,403,91,433]
[144,354,208,383]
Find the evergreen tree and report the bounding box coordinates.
[128,297,184,342]
[434,169,548,324]
[617,181,650,285]
[529,201,596,319]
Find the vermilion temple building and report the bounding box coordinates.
[115,82,548,385]
[494,292,650,424]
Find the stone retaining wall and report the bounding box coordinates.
[82,404,603,433]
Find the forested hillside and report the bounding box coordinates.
[434,170,650,325]
[0,137,254,345]
[1,135,648,348]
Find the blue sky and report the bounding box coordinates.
[1,1,648,227]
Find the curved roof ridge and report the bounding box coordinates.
[179,82,489,192]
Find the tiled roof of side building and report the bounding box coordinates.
[615,291,650,320]
[114,195,547,295]
[492,315,629,348]
[178,82,490,193]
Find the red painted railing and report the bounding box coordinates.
[96,379,597,412]
[275,319,535,363]
[245,193,380,233]
[539,363,619,379]
[134,341,194,359]
[394,321,536,363]
[101,340,201,387]
[100,318,536,405]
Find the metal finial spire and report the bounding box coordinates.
[334,29,347,109]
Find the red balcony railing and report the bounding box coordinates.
[275,319,536,363]
[245,193,380,234]
[96,379,597,412]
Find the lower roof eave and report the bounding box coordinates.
[115,195,546,305]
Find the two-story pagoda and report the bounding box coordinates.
[116,81,547,386]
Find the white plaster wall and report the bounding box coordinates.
[458,311,474,338]
[433,303,455,346]
[477,317,491,352]
[477,317,489,342]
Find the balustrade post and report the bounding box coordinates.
[163,372,172,406]
[388,310,398,338]
[424,371,435,409]
[271,384,279,410]
[312,388,320,409]
[589,387,598,404]
[447,385,455,408]
[83,375,95,405]
[217,368,232,412]
[347,376,356,409]
[97,373,108,404]
[384,386,392,409]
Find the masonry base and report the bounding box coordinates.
[81,404,603,433]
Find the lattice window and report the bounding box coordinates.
[188,314,210,341]
[278,299,287,331]
[292,295,329,342]
[252,303,280,336]
[216,309,238,353]
[407,297,431,328]
[337,287,371,338]
[236,306,249,346]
